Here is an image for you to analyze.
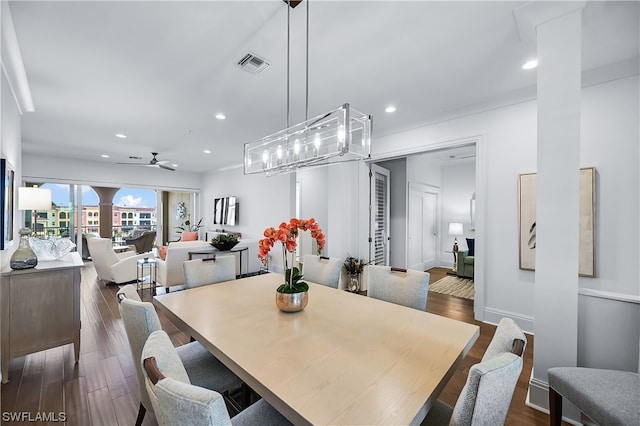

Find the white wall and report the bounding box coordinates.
[373,75,639,329]
[440,160,476,264]
[200,167,291,272]
[0,69,22,271]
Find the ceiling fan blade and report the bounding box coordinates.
[117,162,148,166]
[159,164,175,171]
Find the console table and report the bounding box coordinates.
[188,246,248,277]
[1,252,83,383]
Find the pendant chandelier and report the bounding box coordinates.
[244,0,372,176]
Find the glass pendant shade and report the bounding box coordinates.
[244,103,372,176]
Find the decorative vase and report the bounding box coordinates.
[275,290,308,313]
[347,274,360,292]
[10,228,38,270]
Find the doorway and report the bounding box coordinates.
[407,183,439,271]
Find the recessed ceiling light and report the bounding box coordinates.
[385,106,396,113]
[204,150,211,154]
[522,59,538,70]
[215,113,226,120]
[172,164,178,168]
[101,154,109,158]
[114,133,127,139]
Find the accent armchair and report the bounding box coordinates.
[422,318,527,425]
[117,285,240,426]
[141,330,291,426]
[548,367,640,426]
[183,256,236,289]
[87,237,149,284]
[301,255,342,289]
[367,266,430,311]
[125,231,156,254]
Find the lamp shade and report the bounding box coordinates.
[18,187,52,211]
[448,222,463,236]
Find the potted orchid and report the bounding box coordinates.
[258,218,326,312]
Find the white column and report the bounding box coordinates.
[527,7,583,422]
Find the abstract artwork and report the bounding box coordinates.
[1,159,15,250]
[518,167,595,277]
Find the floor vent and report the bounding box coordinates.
[237,53,270,74]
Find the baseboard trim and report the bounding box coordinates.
[483,307,535,334]
[526,369,584,426]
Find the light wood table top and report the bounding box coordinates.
[153,272,479,425]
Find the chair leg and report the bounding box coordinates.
[135,403,146,426]
[549,387,562,426]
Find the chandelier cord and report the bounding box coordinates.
[286,0,290,130]
[305,0,309,122]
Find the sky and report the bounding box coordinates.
[42,184,157,208]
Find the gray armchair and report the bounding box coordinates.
[125,231,156,254]
[456,238,475,279]
[422,318,527,425]
[456,250,474,279]
[548,367,640,425]
[142,330,291,426]
[117,285,240,426]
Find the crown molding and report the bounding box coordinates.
[1,1,34,114]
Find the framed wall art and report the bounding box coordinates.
[1,159,15,250]
[518,167,596,277]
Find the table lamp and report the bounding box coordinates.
[9,186,52,269]
[448,222,464,273]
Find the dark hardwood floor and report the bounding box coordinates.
[1,263,554,425]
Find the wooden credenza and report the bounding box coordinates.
[1,252,82,383]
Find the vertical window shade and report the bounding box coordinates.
[374,173,387,265]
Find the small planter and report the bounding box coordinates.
[346,274,361,292]
[276,290,308,313]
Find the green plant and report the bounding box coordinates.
[343,256,366,275]
[210,234,239,245]
[276,266,308,294]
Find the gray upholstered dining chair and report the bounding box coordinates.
[421,317,527,426]
[301,254,342,288]
[116,285,240,426]
[366,265,430,311]
[142,329,292,426]
[183,256,236,289]
[548,367,640,426]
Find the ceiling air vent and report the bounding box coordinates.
[237,53,270,74]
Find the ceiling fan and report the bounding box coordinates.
[117,152,175,171]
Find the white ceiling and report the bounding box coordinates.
[8,0,639,173]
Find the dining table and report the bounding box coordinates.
[153,272,479,425]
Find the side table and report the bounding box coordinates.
[444,250,458,275]
[137,258,157,296]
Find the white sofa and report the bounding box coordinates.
[156,240,211,292]
[87,237,150,284]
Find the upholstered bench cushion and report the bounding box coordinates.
[463,256,475,265]
[548,367,640,426]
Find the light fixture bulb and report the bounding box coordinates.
[262,150,269,164]
[204,150,211,154]
[114,133,127,139]
[522,59,538,70]
[385,106,396,113]
[215,113,226,120]
[294,140,300,154]
[337,125,346,146]
[314,133,321,149]
[277,145,282,159]
[101,154,109,158]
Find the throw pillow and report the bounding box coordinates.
[181,231,198,241]
[466,238,475,257]
[158,245,168,260]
